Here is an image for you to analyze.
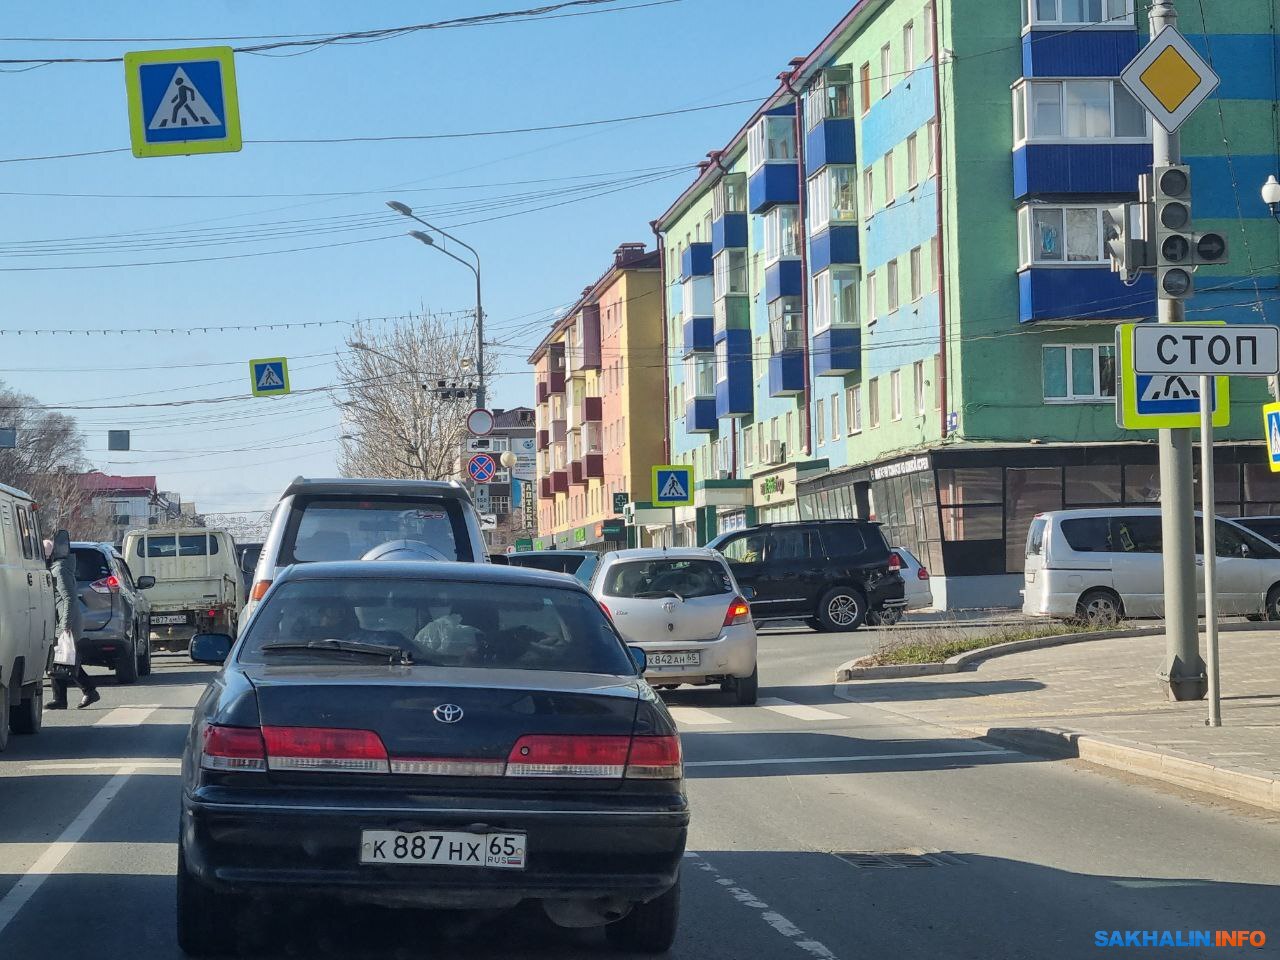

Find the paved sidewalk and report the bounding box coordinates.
[836,629,1280,809]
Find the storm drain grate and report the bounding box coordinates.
[833,851,967,869]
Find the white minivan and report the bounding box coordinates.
[1023,507,1280,625]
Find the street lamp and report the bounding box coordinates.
[1263,176,1280,221]
[386,200,487,410]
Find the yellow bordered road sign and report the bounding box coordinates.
[124,46,242,158]
[1116,324,1229,429]
[1119,26,1220,134]
[652,465,694,507]
[250,357,290,397]
[1264,402,1280,473]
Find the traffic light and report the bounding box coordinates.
[1104,201,1149,283]
[1193,230,1229,266]
[1153,164,1195,300]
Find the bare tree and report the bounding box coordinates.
[336,314,485,480]
[0,383,90,532]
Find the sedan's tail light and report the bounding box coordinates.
[201,724,267,772]
[261,726,389,773]
[888,552,903,573]
[625,735,683,779]
[90,575,120,594]
[723,597,751,626]
[249,580,272,601]
[504,734,682,780]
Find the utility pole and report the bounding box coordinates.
[1150,0,1206,701]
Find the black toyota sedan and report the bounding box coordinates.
[179,561,687,957]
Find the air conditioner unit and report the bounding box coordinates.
[762,442,786,466]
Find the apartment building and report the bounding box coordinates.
[530,243,665,551]
[652,0,1280,606]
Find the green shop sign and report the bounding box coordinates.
[574,527,588,544]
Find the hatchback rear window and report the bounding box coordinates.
[601,559,732,599]
[240,578,632,675]
[72,548,111,582]
[281,497,472,564]
[136,534,218,558]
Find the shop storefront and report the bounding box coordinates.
[752,461,826,525]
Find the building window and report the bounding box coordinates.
[714,339,729,383]
[880,43,892,97]
[806,165,858,232]
[908,246,923,302]
[748,115,797,172]
[713,249,747,298]
[685,354,715,397]
[805,66,854,130]
[863,166,875,214]
[1013,79,1149,143]
[931,235,941,290]
[812,266,861,333]
[846,384,863,434]
[884,151,895,204]
[906,133,919,189]
[868,378,880,428]
[1042,344,1117,402]
[886,259,900,312]
[913,360,926,414]
[866,271,878,325]
[1026,0,1133,27]
[1018,203,1123,266]
[890,369,902,420]
[903,21,916,74]
[769,297,804,352]
[764,205,801,262]
[859,62,872,114]
[939,467,1004,543]
[743,425,754,467]
[712,173,747,219]
[927,118,938,177]
[924,2,935,53]
[816,398,826,444]
[830,392,841,438]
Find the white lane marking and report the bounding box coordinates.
[667,706,731,726]
[688,852,839,959]
[686,749,1014,769]
[94,707,158,727]
[758,698,847,722]
[0,765,135,936]
[13,760,180,772]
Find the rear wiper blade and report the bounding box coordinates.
[260,639,411,664]
[633,590,685,601]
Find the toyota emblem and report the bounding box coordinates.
[433,703,464,723]
[662,600,677,613]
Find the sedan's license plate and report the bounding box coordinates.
[152,614,189,625]
[647,651,701,668]
[360,830,526,869]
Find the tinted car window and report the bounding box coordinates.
[820,524,870,560]
[768,529,820,562]
[136,534,216,558]
[718,533,765,564]
[1237,518,1280,544]
[72,547,111,582]
[282,497,471,564]
[508,554,587,575]
[1026,517,1048,556]
[1059,517,1113,553]
[601,559,732,599]
[239,578,632,675]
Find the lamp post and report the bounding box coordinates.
[386,201,487,410]
[1263,175,1280,221]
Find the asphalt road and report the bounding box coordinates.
[2,627,1278,959]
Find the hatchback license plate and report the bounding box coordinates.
[360,830,526,869]
[647,651,701,668]
[152,614,189,625]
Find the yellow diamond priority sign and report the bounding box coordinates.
[1120,25,1220,133]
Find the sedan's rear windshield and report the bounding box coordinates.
[601,559,733,599]
[281,497,472,564]
[240,578,633,675]
[72,548,111,582]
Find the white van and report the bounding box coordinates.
[1023,507,1280,625]
[0,483,57,750]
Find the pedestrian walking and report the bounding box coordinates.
[45,538,100,710]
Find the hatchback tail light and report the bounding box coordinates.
[918,566,930,581]
[723,597,751,626]
[90,575,120,594]
[249,580,272,601]
[599,601,612,621]
[888,553,903,573]
[261,726,389,773]
[201,724,267,772]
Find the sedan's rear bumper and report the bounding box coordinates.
[182,793,689,909]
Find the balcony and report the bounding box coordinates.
[536,380,550,404]
[1013,143,1151,201]
[712,214,748,254]
[714,329,753,420]
[685,396,717,433]
[765,260,803,303]
[539,476,553,500]
[804,118,855,176]
[810,226,859,271]
[680,243,713,280]
[1018,267,1156,324]
[768,351,805,397]
[583,396,603,422]
[571,460,587,486]
[713,294,751,335]
[683,316,714,355]
[749,163,799,214]
[536,429,549,451]
[552,471,570,494]
[1021,29,1138,79]
[584,453,604,480]
[681,276,713,320]
[570,305,601,372]
[547,370,566,395]
[812,327,861,377]
[552,419,567,443]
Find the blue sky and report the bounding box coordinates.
[0,0,849,515]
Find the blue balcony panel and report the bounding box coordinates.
[749,164,800,214]
[680,242,713,280]
[1021,29,1139,78]
[712,213,748,254]
[768,350,806,397]
[682,315,713,356]
[1014,143,1152,200]
[1018,267,1156,324]
[714,328,753,419]
[685,396,718,433]
[805,118,856,176]
[765,259,803,303]
[812,327,861,377]
[810,226,859,272]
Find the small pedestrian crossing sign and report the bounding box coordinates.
[250,357,290,397]
[124,46,242,158]
[1265,403,1280,473]
[652,464,694,507]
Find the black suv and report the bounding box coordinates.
[71,542,155,683]
[706,521,905,631]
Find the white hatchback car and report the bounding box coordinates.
[592,548,758,705]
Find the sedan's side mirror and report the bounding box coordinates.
[190,633,233,665]
[628,646,647,673]
[136,576,156,590]
[740,585,757,600]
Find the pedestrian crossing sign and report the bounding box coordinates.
[250,357,290,397]
[124,46,242,158]
[1265,403,1280,473]
[652,464,694,507]
[1115,323,1230,429]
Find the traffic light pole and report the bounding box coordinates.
[1152,0,1207,701]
